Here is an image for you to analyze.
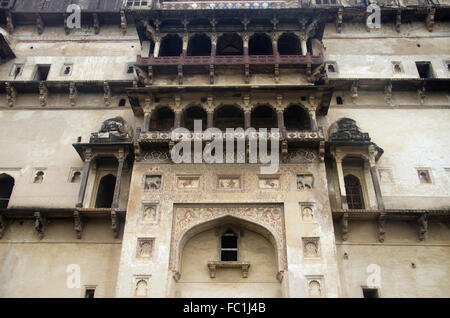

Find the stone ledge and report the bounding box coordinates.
[207,261,250,278]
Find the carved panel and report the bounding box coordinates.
[141,203,159,224]
[300,203,315,222]
[303,237,320,258]
[307,277,324,298]
[136,238,154,259]
[218,176,241,189]
[297,174,314,190]
[133,275,150,298]
[258,175,280,189]
[177,175,200,189]
[378,168,394,183]
[144,175,162,190]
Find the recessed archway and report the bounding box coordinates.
[284,105,310,130]
[278,33,301,55]
[150,106,175,131]
[213,105,245,130]
[182,106,207,131]
[251,105,277,129]
[160,34,182,57]
[217,33,243,56]
[187,34,211,56]
[249,33,273,55]
[95,174,116,208]
[0,173,14,209]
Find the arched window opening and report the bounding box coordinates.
[251,105,277,129]
[214,105,245,130]
[278,33,300,55]
[284,105,310,130]
[217,33,243,56]
[0,174,14,209]
[344,174,364,209]
[95,174,116,208]
[150,107,175,131]
[187,34,211,56]
[183,106,207,131]
[249,33,273,55]
[221,229,238,262]
[160,34,182,57]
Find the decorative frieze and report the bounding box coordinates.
[297,174,314,190]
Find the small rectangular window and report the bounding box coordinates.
[34,65,51,81]
[416,61,434,79]
[362,288,379,298]
[85,288,95,298]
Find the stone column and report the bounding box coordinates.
[207,111,214,129]
[300,36,307,56]
[153,38,160,58]
[174,111,182,129]
[308,109,318,131]
[143,110,152,133]
[272,33,278,56]
[244,111,251,130]
[277,110,286,138]
[76,150,93,208]
[111,151,125,210]
[243,33,249,56]
[335,155,348,210]
[211,33,217,57]
[369,146,385,210]
[182,33,188,56]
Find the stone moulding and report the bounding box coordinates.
[207,261,250,278]
[169,203,287,281]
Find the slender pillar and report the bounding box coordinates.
[207,111,214,129]
[76,151,93,208]
[111,154,125,210]
[211,34,217,57]
[153,40,160,58]
[308,110,318,131]
[143,110,151,132]
[369,161,385,210]
[182,34,188,56]
[277,111,286,138]
[335,157,349,210]
[244,111,251,130]
[301,37,307,56]
[243,33,249,56]
[174,111,182,129]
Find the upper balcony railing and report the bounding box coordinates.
[136,53,324,66]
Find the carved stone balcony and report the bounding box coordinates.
[207,261,250,278]
[136,53,324,67]
[137,129,324,144]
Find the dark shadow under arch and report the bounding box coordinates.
[95,174,116,208]
[0,173,14,209]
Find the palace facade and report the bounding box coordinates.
[0,0,449,298]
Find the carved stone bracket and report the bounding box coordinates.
[207,261,250,278]
[6,11,14,34]
[418,213,428,241]
[178,65,183,85]
[111,210,119,238]
[276,270,284,282]
[342,212,349,241]
[36,14,44,35]
[426,8,435,32]
[104,81,111,106]
[93,13,100,35]
[39,81,48,107]
[417,84,426,105]
[209,64,215,85]
[72,211,82,239]
[385,80,392,105]
[319,141,325,162]
[274,63,280,83]
[34,212,46,240]
[120,10,127,34]
[69,82,78,107]
[173,271,181,282]
[245,64,250,84]
[281,140,288,163]
[5,82,16,107]
[377,213,386,243]
[395,9,402,33]
[0,214,7,239]
[336,8,343,33]
[351,80,358,103]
